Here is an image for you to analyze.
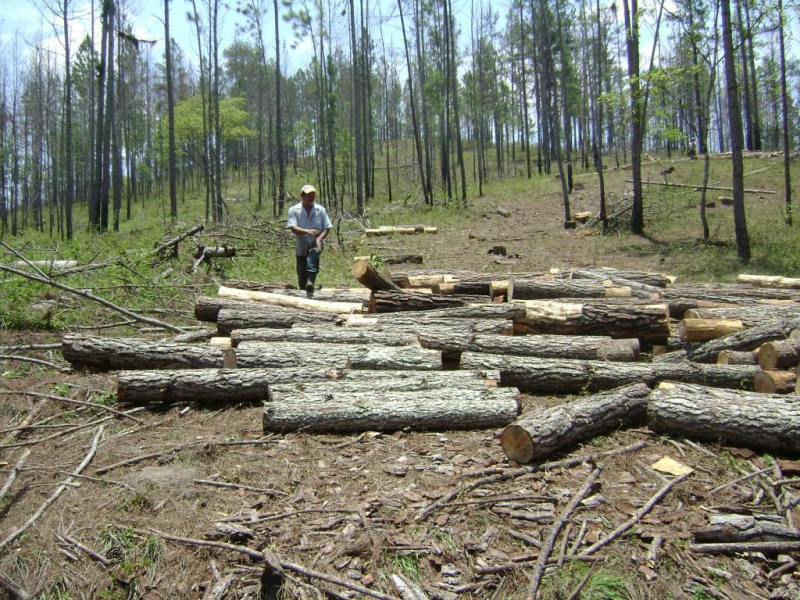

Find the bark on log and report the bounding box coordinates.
[717,350,758,365]
[340,316,514,335]
[458,353,758,394]
[662,283,800,303]
[218,286,363,314]
[501,383,651,463]
[117,367,341,404]
[195,296,254,323]
[235,342,442,370]
[678,318,746,342]
[417,333,640,362]
[753,369,796,394]
[369,290,472,313]
[738,274,800,289]
[230,326,419,347]
[550,267,674,288]
[218,280,293,292]
[263,388,520,433]
[352,253,424,265]
[434,280,493,296]
[513,300,670,340]
[648,381,800,453]
[685,305,800,327]
[216,306,339,335]
[758,339,800,370]
[507,279,633,301]
[351,260,402,291]
[693,514,800,543]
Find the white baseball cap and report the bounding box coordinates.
[300,184,316,195]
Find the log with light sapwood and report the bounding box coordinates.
[11,259,78,270]
[417,333,640,362]
[662,283,800,303]
[512,300,670,340]
[218,286,364,314]
[404,273,459,288]
[116,367,341,404]
[263,388,519,434]
[685,305,800,327]
[753,369,796,394]
[458,353,758,394]
[216,306,339,335]
[678,318,745,342]
[507,279,632,301]
[758,339,800,370]
[738,274,800,289]
[550,267,674,288]
[501,383,651,463]
[352,253,423,265]
[340,316,514,335]
[665,298,738,320]
[234,342,442,370]
[648,381,800,453]
[716,350,758,365]
[351,260,402,291]
[369,290,473,313]
[693,514,800,543]
[230,326,420,348]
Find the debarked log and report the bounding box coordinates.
[512,300,670,340]
[369,290,474,313]
[117,367,341,404]
[507,279,633,301]
[216,306,339,335]
[458,353,759,394]
[418,333,640,362]
[218,286,364,314]
[263,388,520,433]
[648,381,800,453]
[501,383,652,463]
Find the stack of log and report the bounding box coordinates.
[59,265,800,462]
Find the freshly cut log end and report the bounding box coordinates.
[753,369,796,394]
[500,424,535,465]
[757,339,800,371]
[717,350,757,365]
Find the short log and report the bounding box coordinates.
[757,339,800,370]
[501,383,651,463]
[263,388,520,433]
[351,260,402,292]
[216,306,339,335]
[678,318,746,342]
[753,370,796,394]
[717,350,758,365]
[369,290,471,313]
[685,305,800,327]
[648,381,800,453]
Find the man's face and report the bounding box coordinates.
[301,192,315,208]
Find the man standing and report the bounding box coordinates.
[287,184,332,297]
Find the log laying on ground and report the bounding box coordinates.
[351,260,402,291]
[388,269,519,288]
[501,383,651,463]
[369,290,473,313]
[662,283,800,304]
[648,381,800,454]
[550,267,674,288]
[263,387,520,434]
[507,279,633,301]
[11,259,78,270]
[757,339,800,370]
[216,306,340,335]
[717,350,758,365]
[738,274,800,289]
[218,286,364,314]
[230,326,420,347]
[458,353,758,394]
[353,253,423,265]
[685,305,800,327]
[339,316,514,335]
[217,280,293,292]
[365,226,438,236]
[678,318,745,342]
[693,515,800,543]
[417,333,640,362]
[335,367,500,384]
[512,300,670,340]
[195,296,255,322]
[434,280,493,296]
[267,289,372,304]
[348,302,526,323]
[753,369,796,394]
[655,317,800,363]
[117,367,341,404]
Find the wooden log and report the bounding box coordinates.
[717,350,758,365]
[235,342,442,370]
[340,316,514,335]
[266,289,371,305]
[458,353,758,394]
[195,296,253,322]
[217,280,293,292]
[365,227,418,236]
[218,286,364,314]
[757,339,800,370]
[404,274,459,288]
[362,303,526,322]
[11,259,78,270]
[513,300,670,340]
[263,388,520,433]
[216,306,339,335]
[369,290,473,313]
[738,274,800,289]
[417,333,640,362]
[501,383,651,463]
[685,305,800,327]
[693,514,800,543]
[678,318,745,342]
[230,326,419,348]
[116,367,341,404]
[351,260,402,291]
[648,381,800,453]
[550,267,674,288]
[353,253,424,265]
[753,369,796,394]
[507,279,632,301]
[663,283,800,303]
[434,280,493,296]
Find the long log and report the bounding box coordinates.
[501,383,651,463]
[434,280,493,296]
[339,316,514,335]
[550,267,674,288]
[235,342,442,370]
[716,350,758,365]
[685,305,800,327]
[458,353,758,394]
[417,333,640,362]
[757,339,800,370]
[216,306,339,335]
[693,514,800,543]
[648,381,800,453]
[195,296,254,322]
[753,369,796,394]
[369,290,474,313]
[217,279,293,292]
[507,279,633,301]
[117,367,341,404]
[678,318,745,342]
[351,260,402,292]
[263,388,520,433]
[352,253,423,265]
[218,286,364,314]
[230,326,420,347]
[738,274,800,289]
[512,300,670,340]
[662,283,800,303]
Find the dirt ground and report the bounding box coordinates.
[1,160,799,600]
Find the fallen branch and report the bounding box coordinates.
[0,354,73,373]
[0,426,104,552]
[0,449,31,504]
[0,572,30,600]
[55,532,112,566]
[153,224,205,258]
[689,540,800,554]
[627,179,776,194]
[0,390,144,424]
[193,479,287,497]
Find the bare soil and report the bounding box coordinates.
[1,160,798,600]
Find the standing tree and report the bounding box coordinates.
[165,0,179,220]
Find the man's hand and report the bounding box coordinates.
[308,228,320,237]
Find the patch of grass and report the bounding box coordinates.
[387,552,422,581]
[541,562,638,599]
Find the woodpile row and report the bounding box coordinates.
[60,263,800,463]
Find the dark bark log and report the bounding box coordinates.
[550,266,673,288]
[685,305,800,327]
[508,279,634,301]
[662,283,800,303]
[219,280,293,292]
[758,339,800,370]
[341,317,513,336]
[501,383,651,463]
[263,388,520,433]
[351,260,402,291]
[717,350,758,365]
[458,353,758,394]
[753,369,796,394]
[117,367,340,404]
[234,342,441,370]
[195,296,253,323]
[513,300,670,340]
[369,290,474,313]
[230,326,419,347]
[693,514,800,543]
[353,253,424,265]
[648,381,800,453]
[434,280,493,296]
[216,306,339,335]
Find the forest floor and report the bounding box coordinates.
[0,154,799,600]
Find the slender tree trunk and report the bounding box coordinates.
[274,0,285,216]
[165,0,178,220]
[623,0,644,234]
[777,0,791,225]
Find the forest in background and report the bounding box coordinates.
[0,0,799,260]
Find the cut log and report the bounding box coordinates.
[116,367,341,404]
[663,283,800,303]
[230,326,419,348]
[218,286,364,314]
[353,253,423,265]
[550,267,674,288]
[693,514,800,543]
[507,279,633,301]
[11,259,78,270]
[417,333,640,362]
[195,296,253,323]
[365,227,418,236]
[404,274,460,289]
[362,303,526,322]
[757,339,800,370]
[678,318,746,342]
[753,370,796,394]
[648,381,800,453]
[340,316,514,335]
[434,280,493,296]
[717,350,758,365]
[685,305,800,327]
[513,300,670,340]
[369,290,473,313]
[458,353,758,394]
[501,383,651,463]
[351,260,402,291]
[738,274,800,289]
[263,387,520,434]
[216,306,339,335]
[235,342,442,370]
[216,280,293,292]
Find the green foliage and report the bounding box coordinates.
[387,552,421,581]
[541,562,637,599]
